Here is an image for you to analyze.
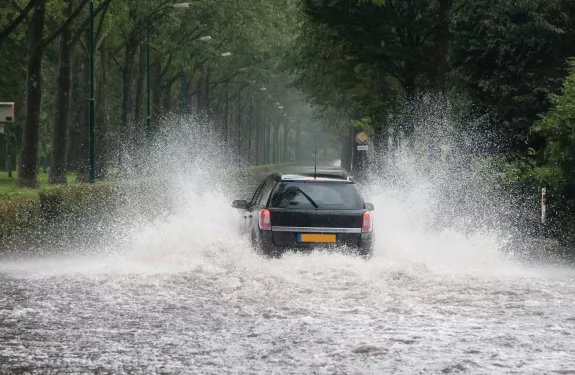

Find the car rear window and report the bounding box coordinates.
[270,182,364,210]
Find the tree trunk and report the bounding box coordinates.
[255,100,261,165]
[295,124,301,163]
[204,65,211,116]
[196,69,204,113]
[0,0,35,46]
[431,0,453,94]
[18,0,47,188]
[264,111,270,164]
[274,117,279,164]
[68,53,82,172]
[341,127,353,172]
[248,94,252,164]
[403,62,417,138]
[133,41,146,140]
[277,126,281,163]
[151,61,162,127]
[120,42,137,157]
[162,84,172,114]
[76,52,90,183]
[5,133,12,177]
[96,36,109,179]
[269,115,273,164]
[269,125,274,164]
[236,93,242,166]
[283,125,288,162]
[0,135,5,171]
[49,0,72,185]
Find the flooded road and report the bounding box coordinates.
[1,151,575,375]
[1,249,574,374]
[1,182,574,374]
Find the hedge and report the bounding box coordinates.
[0,178,178,244]
[0,163,295,249]
[1,183,115,239]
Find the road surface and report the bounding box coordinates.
[0,166,574,374]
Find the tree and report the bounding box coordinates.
[18,0,48,188]
[0,0,35,47]
[450,0,575,154]
[18,0,89,188]
[50,0,111,184]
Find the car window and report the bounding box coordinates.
[250,180,265,206]
[270,182,363,210]
[258,178,276,206]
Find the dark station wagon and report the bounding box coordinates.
[232,168,375,258]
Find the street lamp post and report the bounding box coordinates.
[247,91,253,165]
[146,3,189,138]
[225,82,229,146]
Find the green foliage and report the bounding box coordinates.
[530,62,575,230]
[3,0,575,246]
[0,0,322,181]
[533,62,575,185]
[0,183,115,239]
[450,0,575,153]
[292,0,448,143]
[0,172,77,196]
[0,195,42,238]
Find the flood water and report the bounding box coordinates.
[1,169,574,375]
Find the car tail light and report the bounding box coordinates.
[362,211,373,233]
[259,209,271,230]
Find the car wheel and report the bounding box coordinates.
[251,232,282,259]
[250,232,263,254]
[358,245,373,260]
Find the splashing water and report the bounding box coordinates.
[0,110,573,374]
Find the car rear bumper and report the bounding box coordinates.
[257,229,374,256]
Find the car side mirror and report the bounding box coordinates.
[365,203,374,211]
[232,199,249,209]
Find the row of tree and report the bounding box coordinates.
[293,0,575,150]
[290,0,575,244]
[0,0,341,189]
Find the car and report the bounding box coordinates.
[231,167,375,258]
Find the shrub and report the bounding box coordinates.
[0,183,137,241]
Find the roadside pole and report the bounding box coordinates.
[89,0,96,183]
[541,187,547,225]
[353,129,369,180]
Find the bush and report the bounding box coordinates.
[0,195,42,238]
[528,62,575,250]
[0,182,140,242]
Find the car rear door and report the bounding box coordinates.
[248,176,277,234]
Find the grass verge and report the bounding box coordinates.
[0,171,78,197]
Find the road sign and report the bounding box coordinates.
[0,102,14,123]
[357,145,368,151]
[355,132,368,144]
[0,102,13,134]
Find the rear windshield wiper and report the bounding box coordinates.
[293,187,319,209]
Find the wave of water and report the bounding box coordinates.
[0,114,573,374]
[0,146,571,281]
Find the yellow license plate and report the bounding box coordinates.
[299,233,336,243]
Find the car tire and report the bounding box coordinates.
[358,245,373,260]
[250,232,263,255]
[251,232,283,259]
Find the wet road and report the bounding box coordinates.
[1,174,574,374]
